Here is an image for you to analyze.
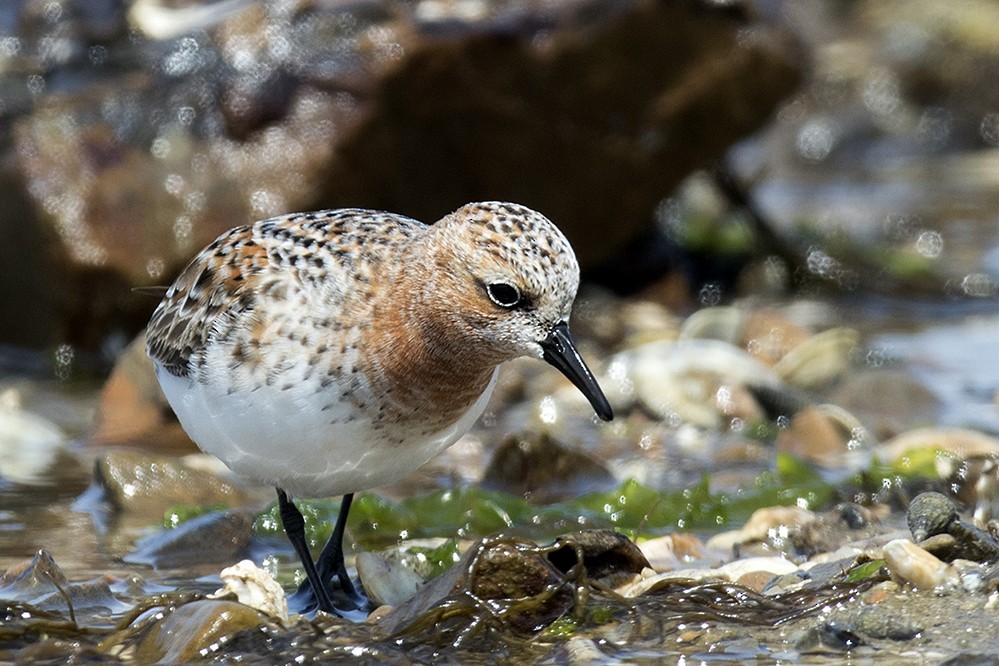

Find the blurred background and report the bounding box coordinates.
[6,0,999,659]
[3,0,999,378]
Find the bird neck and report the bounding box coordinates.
[366,243,496,416]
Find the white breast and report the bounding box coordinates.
[154,363,498,498]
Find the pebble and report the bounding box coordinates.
[129,599,269,663]
[355,551,424,608]
[0,388,69,484]
[882,539,958,590]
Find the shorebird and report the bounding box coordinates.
[146,201,613,617]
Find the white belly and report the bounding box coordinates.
[154,363,498,498]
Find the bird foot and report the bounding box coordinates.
[289,575,373,621]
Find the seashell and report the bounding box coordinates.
[773,327,860,389]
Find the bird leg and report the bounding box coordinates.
[279,490,371,619]
[276,488,335,613]
[314,493,363,600]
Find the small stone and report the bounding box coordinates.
[861,581,898,605]
[124,510,253,568]
[882,539,958,590]
[90,449,249,520]
[130,599,268,663]
[355,551,424,608]
[850,605,922,641]
[707,505,815,551]
[480,431,616,503]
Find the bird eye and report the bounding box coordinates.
[486,282,522,308]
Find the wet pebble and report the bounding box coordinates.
[90,449,249,520]
[125,510,254,568]
[126,599,269,664]
[882,539,959,590]
[480,431,617,502]
[849,604,923,641]
[637,532,708,571]
[355,551,424,608]
[0,388,75,485]
[776,404,873,471]
[707,505,816,552]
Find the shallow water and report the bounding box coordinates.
[5,0,999,661]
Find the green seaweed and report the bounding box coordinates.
[252,453,861,548]
[844,559,887,582]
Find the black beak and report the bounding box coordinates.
[540,322,613,421]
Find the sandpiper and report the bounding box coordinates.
[145,201,612,617]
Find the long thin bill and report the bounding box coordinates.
[540,322,613,421]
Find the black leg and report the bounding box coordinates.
[276,488,334,613]
[315,493,357,593]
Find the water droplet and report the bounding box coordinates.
[699,282,722,306]
[539,395,558,425]
[981,112,999,146]
[177,106,196,126]
[796,117,837,162]
[146,257,165,279]
[915,230,943,258]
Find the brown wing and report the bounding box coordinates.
[146,226,268,377]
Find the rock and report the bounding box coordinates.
[1,0,800,352]
[546,529,650,582]
[379,530,646,637]
[89,334,194,452]
[778,404,874,471]
[775,406,852,470]
[479,431,617,503]
[0,550,73,604]
[0,550,130,624]
[882,539,958,590]
[738,309,813,367]
[90,448,249,520]
[355,551,424,608]
[707,505,815,552]
[850,605,922,641]
[792,504,882,558]
[637,532,707,571]
[128,599,269,664]
[379,534,573,637]
[0,388,76,485]
[124,510,254,568]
